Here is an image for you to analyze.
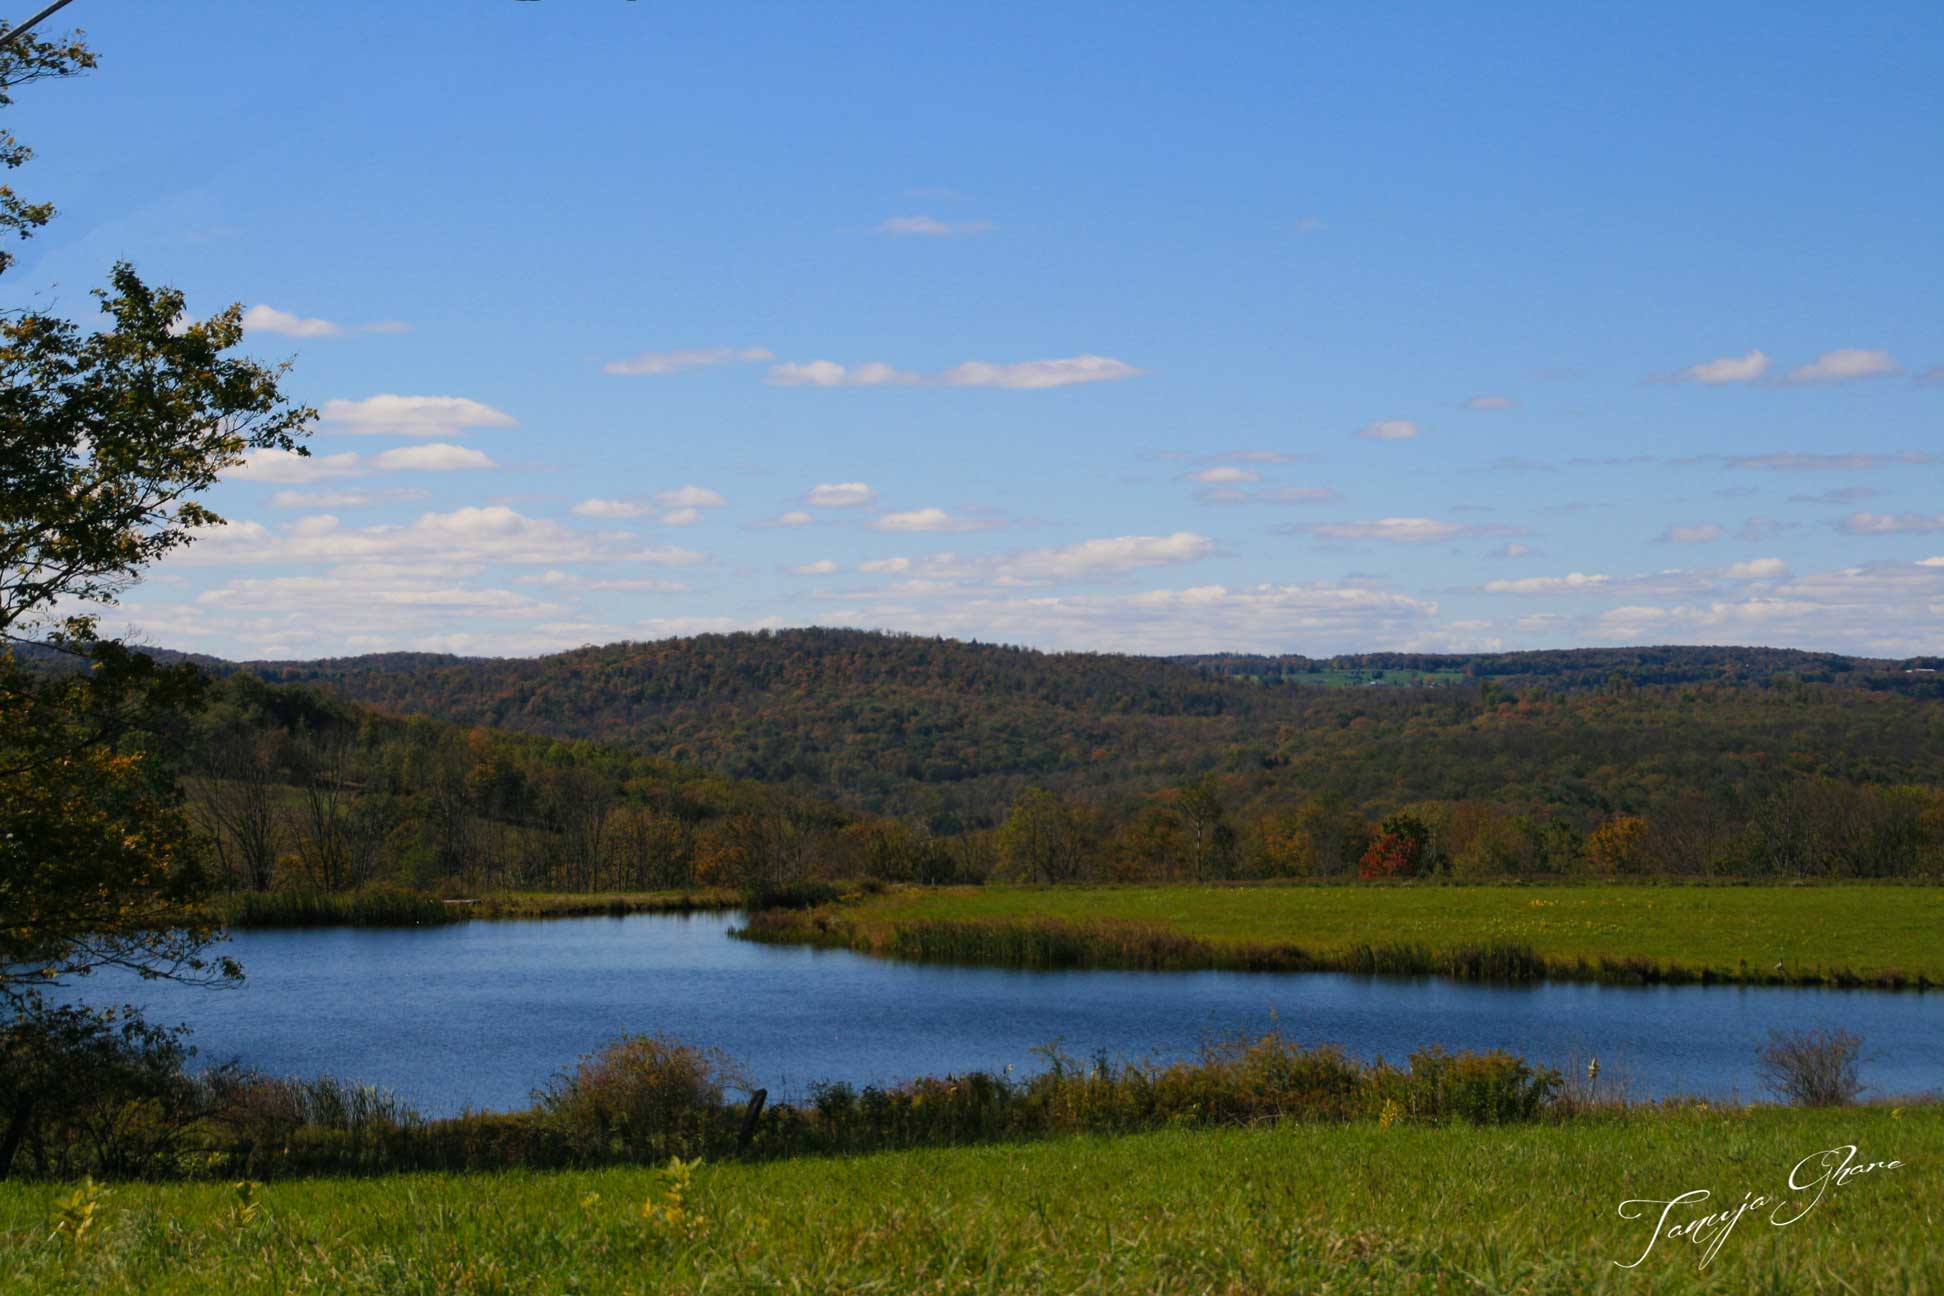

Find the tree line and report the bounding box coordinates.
[176,671,1944,896]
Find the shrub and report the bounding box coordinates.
[1755,1028,1863,1107]
[1359,813,1431,880]
[740,879,842,911]
[7,1026,1577,1181]
[537,1035,748,1161]
[1379,1046,1560,1124]
[0,1004,206,1181]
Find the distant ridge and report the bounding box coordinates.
[194,628,1944,827]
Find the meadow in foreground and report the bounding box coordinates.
[744,882,1944,986]
[1,1106,1934,1295]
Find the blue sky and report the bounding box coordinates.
[12,0,1943,658]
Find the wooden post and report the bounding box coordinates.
[737,1088,767,1151]
[0,1098,33,1181]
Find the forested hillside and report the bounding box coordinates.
[234,630,1939,814]
[174,671,944,899]
[240,631,1270,826]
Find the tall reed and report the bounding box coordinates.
[734,909,1931,988]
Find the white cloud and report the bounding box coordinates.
[1356,419,1420,441]
[766,360,853,388]
[1656,522,1724,543]
[1483,572,1610,595]
[660,508,701,527]
[242,304,341,338]
[1185,466,1259,484]
[243,305,410,340]
[1198,485,1342,506]
[1490,543,1534,559]
[934,357,1143,390]
[807,482,877,508]
[654,485,727,510]
[1919,556,1944,567]
[1573,560,1944,656]
[1208,449,1313,464]
[171,506,707,570]
[268,488,429,509]
[518,570,689,593]
[230,445,497,483]
[994,533,1216,584]
[227,449,364,483]
[571,498,646,519]
[826,581,1441,655]
[602,346,772,377]
[775,511,814,526]
[114,585,800,660]
[369,443,497,472]
[788,559,840,576]
[319,394,518,437]
[241,305,411,337]
[1595,605,1672,636]
[1462,394,1516,411]
[858,557,910,573]
[767,355,1145,390]
[198,575,552,616]
[1786,348,1899,385]
[1288,517,1520,544]
[873,507,999,533]
[873,215,995,237]
[1839,512,1944,535]
[1725,557,1789,579]
[1670,349,1769,384]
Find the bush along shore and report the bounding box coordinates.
[193,885,739,929]
[2,1033,1583,1183]
[733,907,1939,989]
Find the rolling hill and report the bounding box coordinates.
[228,629,1944,830]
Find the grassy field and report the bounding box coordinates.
[754,883,1944,985]
[2,1106,1934,1294]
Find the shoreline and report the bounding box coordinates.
[734,901,1940,991]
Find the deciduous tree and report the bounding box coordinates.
[1,25,310,1008]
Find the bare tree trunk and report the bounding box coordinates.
[196,731,283,890]
[291,729,356,890]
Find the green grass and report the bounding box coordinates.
[3,1106,1935,1293]
[751,882,1944,986]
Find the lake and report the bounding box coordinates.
[63,912,1944,1117]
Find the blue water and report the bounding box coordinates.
[58,912,1944,1117]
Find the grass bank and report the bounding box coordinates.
[198,886,737,928]
[3,1105,1935,1294]
[737,883,1944,987]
